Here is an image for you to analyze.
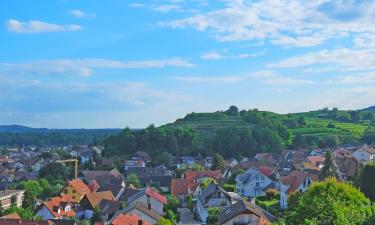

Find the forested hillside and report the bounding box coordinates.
[103,106,375,158]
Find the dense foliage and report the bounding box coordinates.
[360,163,375,201]
[283,178,375,225]
[101,106,375,157]
[0,129,120,146]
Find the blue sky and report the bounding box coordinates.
[1,0,375,128]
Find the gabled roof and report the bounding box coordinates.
[218,200,270,225]
[281,171,310,194]
[68,179,91,196]
[83,191,114,208]
[43,195,76,219]
[117,202,161,222]
[171,178,197,196]
[0,213,21,220]
[199,183,231,204]
[127,188,167,205]
[112,213,151,225]
[184,170,221,181]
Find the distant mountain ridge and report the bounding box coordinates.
[0,125,48,133]
[362,106,375,111]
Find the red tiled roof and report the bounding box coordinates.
[68,179,91,196]
[257,166,274,178]
[88,179,100,193]
[145,187,167,204]
[43,195,76,219]
[84,191,114,208]
[0,213,21,220]
[112,213,151,225]
[184,170,221,181]
[0,221,49,225]
[281,171,309,194]
[171,179,198,196]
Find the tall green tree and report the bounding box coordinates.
[319,151,339,180]
[22,190,35,210]
[91,206,102,225]
[286,178,374,225]
[360,163,375,201]
[126,173,141,188]
[211,153,224,172]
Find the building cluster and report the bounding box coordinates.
[0,145,374,225]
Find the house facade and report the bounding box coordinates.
[279,171,312,209]
[196,184,232,222]
[0,190,24,210]
[353,146,375,163]
[235,168,278,198]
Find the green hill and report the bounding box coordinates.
[163,109,370,143]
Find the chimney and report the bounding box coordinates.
[138,219,143,225]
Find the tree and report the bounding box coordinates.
[166,210,177,225]
[155,217,172,225]
[126,173,141,188]
[207,207,220,225]
[226,105,239,116]
[21,181,42,198]
[360,163,375,201]
[286,178,374,225]
[22,190,35,210]
[319,151,339,180]
[212,153,224,172]
[201,178,216,189]
[91,206,102,224]
[363,126,375,145]
[156,152,172,167]
[191,163,204,171]
[297,116,306,127]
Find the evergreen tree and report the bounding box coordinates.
[360,163,375,201]
[22,190,35,210]
[211,153,224,172]
[319,151,339,181]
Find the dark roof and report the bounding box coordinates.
[99,199,120,215]
[199,183,231,204]
[97,184,124,197]
[139,175,172,187]
[218,200,270,225]
[109,201,161,224]
[118,188,141,202]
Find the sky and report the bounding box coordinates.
[1,0,375,128]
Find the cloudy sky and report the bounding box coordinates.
[1,0,375,128]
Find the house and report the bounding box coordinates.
[352,145,375,163]
[48,219,77,225]
[0,190,25,209]
[334,155,358,181]
[139,176,172,192]
[0,220,49,225]
[218,200,271,225]
[124,159,146,171]
[81,150,93,164]
[303,156,325,171]
[63,179,91,203]
[171,178,198,203]
[127,188,167,214]
[126,166,172,191]
[279,171,312,209]
[133,151,151,162]
[78,191,114,220]
[110,213,151,225]
[37,195,76,220]
[0,212,21,221]
[98,199,120,221]
[196,183,232,223]
[235,167,278,198]
[184,170,222,183]
[112,202,161,225]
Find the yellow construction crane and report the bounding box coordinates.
[56,159,79,179]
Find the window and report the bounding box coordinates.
[261,175,264,180]
[256,174,259,180]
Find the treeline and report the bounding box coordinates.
[103,125,195,158]
[0,129,120,146]
[321,107,375,123]
[103,108,291,158]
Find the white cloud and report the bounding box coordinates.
[173,70,314,85]
[0,58,195,77]
[69,10,95,18]
[151,4,181,13]
[159,0,375,47]
[201,52,222,60]
[6,19,81,33]
[269,48,375,71]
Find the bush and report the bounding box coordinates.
[223,184,235,192]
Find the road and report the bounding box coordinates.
[179,208,200,225]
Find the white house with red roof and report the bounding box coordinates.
[127,187,167,214]
[235,167,279,198]
[279,171,312,209]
